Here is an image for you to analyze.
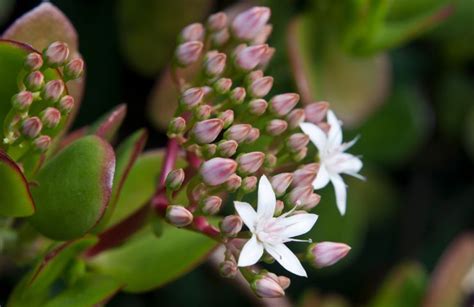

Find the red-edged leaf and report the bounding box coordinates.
[91,104,127,141]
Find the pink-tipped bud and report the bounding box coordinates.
[292,147,307,162]
[287,133,309,153]
[207,12,228,32]
[232,6,271,41]
[11,91,33,111]
[235,44,268,71]
[201,196,222,215]
[214,78,232,94]
[241,176,258,193]
[22,117,42,138]
[237,151,265,175]
[270,93,299,116]
[58,95,75,114]
[308,242,351,268]
[24,52,43,71]
[204,52,226,76]
[220,215,243,237]
[200,158,237,186]
[43,41,69,67]
[286,108,306,129]
[40,107,61,129]
[230,87,246,104]
[180,87,204,109]
[265,153,277,169]
[211,28,230,47]
[168,117,186,135]
[292,163,319,187]
[42,80,64,102]
[166,168,185,190]
[278,276,291,290]
[224,124,251,143]
[33,135,51,152]
[258,47,275,68]
[219,259,237,278]
[225,174,242,192]
[166,205,193,227]
[180,23,205,42]
[191,183,208,202]
[318,122,331,134]
[245,128,260,143]
[248,98,267,116]
[202,86,213,97]
[175,41,203,66]
[305,101,329,124]
[253,24,273,44]
[246,70,264,84]
[194,104,212,121]
[266,119,288,136]
[288,186,313,207]
[271,173,293,197]
[248,76,273,98]
[217,140,238,157]
[300,193,321,210]
[192,118,224,144]
[218,110,234,128]
[63,58,85,80]
[275,200,284,216]
[252,273,285,298]
[24,71,44,91]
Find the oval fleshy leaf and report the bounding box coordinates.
[0,150,35,217]
[89,104,127,142]
[28,136,115,241]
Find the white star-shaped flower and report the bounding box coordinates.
[299,110,364,216]
[234,175,318,277]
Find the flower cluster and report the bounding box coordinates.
[156,6,362,297]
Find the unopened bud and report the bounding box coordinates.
[292,163,318,187]
[191,183,208,202]
[246,70,264,84]
[232,6,271,41]
[204,52,226,76]
[265,153,277,169]
[175,41,203,66]
[63,58,84,80]
[271,173,293,197]
[278,276,291,290]
[230,87,246,104]
[235,44,268,71]
[292,147,307,162]
[219,259,237,278]
[217,140,238,157]
[43,41,69,67]
[194,104,212,120]
[225,174,242,192]
[42,80,64,102]
[288,186,313,206]
[24,52,43,71]
[180,87,204,110]
[33,135,51,152]
[218,110,234,128]
[24,71,44,91]
[211,28,230,47]
[201,196,222,215]
[192,118,224,144]
[287,133,309,153]
[318,122,330,134]
[22,117,42,138]
[245,128,260,143]
[248,76,273,98]
[258,47,275,68]
[253,24,273,44]
[300,193,321,210]
[180,23,204,42]
[266,119,288,136]
[275,200,284,216]
[224,124,251,143]
[166,168,185,190]
[166,205,193,227]
[305,101,329,124]
[168,117,186,135]
[241,176,258,193]
[248,98,267,116]
[200,158,237,186]
[214,78,232,94]
[308,242,351,268]
[11,91,33,111]
[252,273,285,298]
[286,108,306,129]
[270,93,299,116]
[237,151,265,175]
[201,144,217,158]
[58,95,75,114]
[220,215,243,236]
[207,12,228,32]
[40,107,61,129]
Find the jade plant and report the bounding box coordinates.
[1,3,371,304]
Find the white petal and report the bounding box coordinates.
[257,175,276,220]
[327,110,342,147]
[234,201,257,231]
[299,122,327,151]
[237,235,264,267]
[265,243,307,277]
[332,153,363,175]
[312,164,330,189]
[330,174,347,216]
[279,213,318,238]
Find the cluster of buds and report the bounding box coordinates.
[1,41,83,158]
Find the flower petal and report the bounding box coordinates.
[234,201,257,231]
[299,122,327,151]
[237,235,264,267]
[330,174,347,215]
[257,175,276,220]
[332,153,363,175]
[265,243,307,277]
[279,213,318,238]
[327,110,342,147]
[312,164,330,189]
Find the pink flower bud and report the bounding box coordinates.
[286,108,306,129]
[309,242,351,268]
[166,205,193,227]
[59,95,75,114]
[292,163,319,187]
[214,78,232,94]
[241,176,258,193]
[201,196,222,215]
[253,24,273,44]
[219,259,237,278]
[24,71,44,91]
[258,47,275,68]
[200,158,237,186]
[278,276,291,290]
[245,128,260,143]
[180,87,204,109]
[217,140,238,157]
[22,117,42,138]
[230,87,246,104]
[180,23,205,42]
[218,110,234,128]
[24,52,43,71]
[207,12,228,32]
[275,200,284,216]
[237,151,265,175]
[300,193,321,210]
[166,168,185,190]
[246,70,264,84]
[202,86,213,97]
[318,122,330,134]
[265,153,277,168]
[194,104,212,120]
[248,98,267,116]
[224,124,251,143]
[292,147,307,162]
[220,215,243,236]
[63,58,85,80]
[252,273,285,298]
[211,28,230,46]
[235,44,268,71]
[287,133,309,153]
[42,80,65,102]
[270,93,299,116]
[33,135,51,152]
[191,183,208,202]
[305,101,329,124]
[192,118,224,144]
[11,91,33,111]
[168,117,186,135]
[43,41,69,67]
[266,119,288,136]
[288,186,313,207]
[232,6,271,41]
[271,173,293,197]
[225,174,242,192]
[40,107,61,129]
[248,76,273,98]
[175,41,203,66]
[204,52,226,76]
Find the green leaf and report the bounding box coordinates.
[28,136,115,240]
[0,150,35,217]
[88,104,127,142]
[89,224,218,292]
